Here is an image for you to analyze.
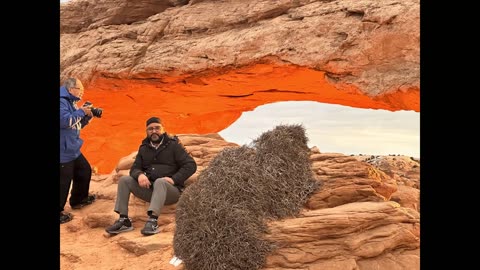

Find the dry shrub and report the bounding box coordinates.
[174,124,320,270]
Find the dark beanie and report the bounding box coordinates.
[146,116,161,127]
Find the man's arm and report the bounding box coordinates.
[79,114,93,128]
[60,99,86,129]
[129,148,145,181]
[171,141,197,187]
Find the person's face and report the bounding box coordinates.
[69,80,85,99]
[146,123,164,142]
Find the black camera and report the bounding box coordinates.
[83,101,103,118]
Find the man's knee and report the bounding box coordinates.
[152,178,170,189]
[118,175,135,186]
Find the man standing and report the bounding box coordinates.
[106,116,197,236]
[60,78,96,224]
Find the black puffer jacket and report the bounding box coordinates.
[130,134,197,190]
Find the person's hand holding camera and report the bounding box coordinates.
[81,105,93,117]
[81,101,103,118]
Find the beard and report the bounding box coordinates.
[149,133,164,143]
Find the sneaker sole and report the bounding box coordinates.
[141,228,160,236]
[60,215,73,224]
[71,195,97,209]
[71,201,95,209]
[106,226,134,235]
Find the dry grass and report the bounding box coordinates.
[174,124,320,270]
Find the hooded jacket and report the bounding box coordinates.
[130,134,197,191]
[60,86,93,163]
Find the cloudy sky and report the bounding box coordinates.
[219,101,420,158]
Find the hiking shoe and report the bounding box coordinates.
[105,217,133,235]
[71,194,96,209]
[60,212,73,224]
[141,218,160,236]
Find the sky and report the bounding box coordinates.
[219,101,420,158]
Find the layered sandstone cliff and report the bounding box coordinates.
[60,0,419,176]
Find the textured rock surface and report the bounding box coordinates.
[60,0,419,174]
[60,134,419,270]
[265,201,419,270]
[60,2,420,268]
[61,0,419,98]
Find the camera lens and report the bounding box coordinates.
[91,107,103,118]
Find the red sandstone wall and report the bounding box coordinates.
[82,64,418,173]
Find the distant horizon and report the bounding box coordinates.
[219,101,420,158]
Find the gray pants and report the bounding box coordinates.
[114,175,180,216]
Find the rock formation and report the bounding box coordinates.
[60,0,419,174]
[60,134,420,269]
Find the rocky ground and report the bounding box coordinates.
[61,134,420,270]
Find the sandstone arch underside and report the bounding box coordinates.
[61,0,419,173]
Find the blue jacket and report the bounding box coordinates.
[60,86,93,163]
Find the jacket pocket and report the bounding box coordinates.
[62,133,83,157]
[149,163,175,181]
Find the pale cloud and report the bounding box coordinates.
[219,101,420,158]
